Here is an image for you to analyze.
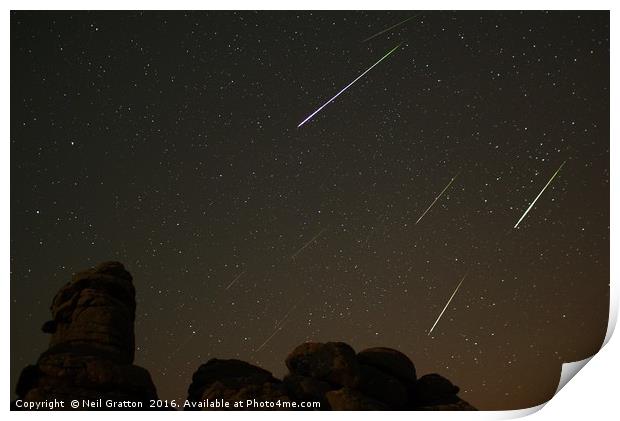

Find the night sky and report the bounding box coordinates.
[11,11,609,410]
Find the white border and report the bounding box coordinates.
[3,2,616,420]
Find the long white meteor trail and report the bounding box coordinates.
[415,172,459,225]
[428,272,468,336]
[362,16,415,43]
[291,229,326,259]
[514,161,566,229]
[297,43,402,128]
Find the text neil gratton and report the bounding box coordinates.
[14,399,144,409]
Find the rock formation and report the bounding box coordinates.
[187,342,475,410]
[285,342,360,388]
[185,359,290,410]
[14,262,158,409]
[14,261,475,411]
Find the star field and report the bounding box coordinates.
[11,11,609,410]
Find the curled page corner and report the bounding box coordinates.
[487,355,598,419]
[603,278,618,347]
[555,356,594,395]
[543,277,618,405]
[492,403,547,419]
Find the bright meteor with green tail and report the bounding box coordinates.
[297,43,402,128]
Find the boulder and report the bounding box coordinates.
[17,352,157,404]
[285,342,360,387]
[198,381,291,410]
[412,373,460,407]
[186,359,289,410]
[188,359,276,397]
[356,363,409,408]
[13,262,158,408]
[45,261,137,364]
[283,374,335,409]
[357,347,417,383]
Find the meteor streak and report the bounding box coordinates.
[254,321,288,353]
[513,161,566,229]
[428,272,468,336]
[255,302,298,352]
[291,229,326,259]
[362,16,415,43]
[225,270,246,290]
[297,43,402,128]
[415,172,459,225]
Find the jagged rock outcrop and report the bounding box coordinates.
[412,373,475,409]
[14,262,158,409]
[285,342,360,387]
[187,340,475,411]
[185,359,290,410]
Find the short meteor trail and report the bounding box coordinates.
[291,229,326,259]
[297,43,402,128]
[225,270,246,290]
[513,161,566,229]
[415,172,459,225]
[255,302,298,352]
[362,16,415,43]
[254,321,287,353]
[428,272,468,336]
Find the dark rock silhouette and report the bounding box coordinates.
[43,261,137,363]
[285,342,360,387]
[412,373,466,409]
[188,341,475,411]
[13,261,475,411]
[14,262,158,409]
[185,359,290,410]
[356,362,409,408]
[357,347,417,383]
[282,374,334,408]
[356,347,417,408]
